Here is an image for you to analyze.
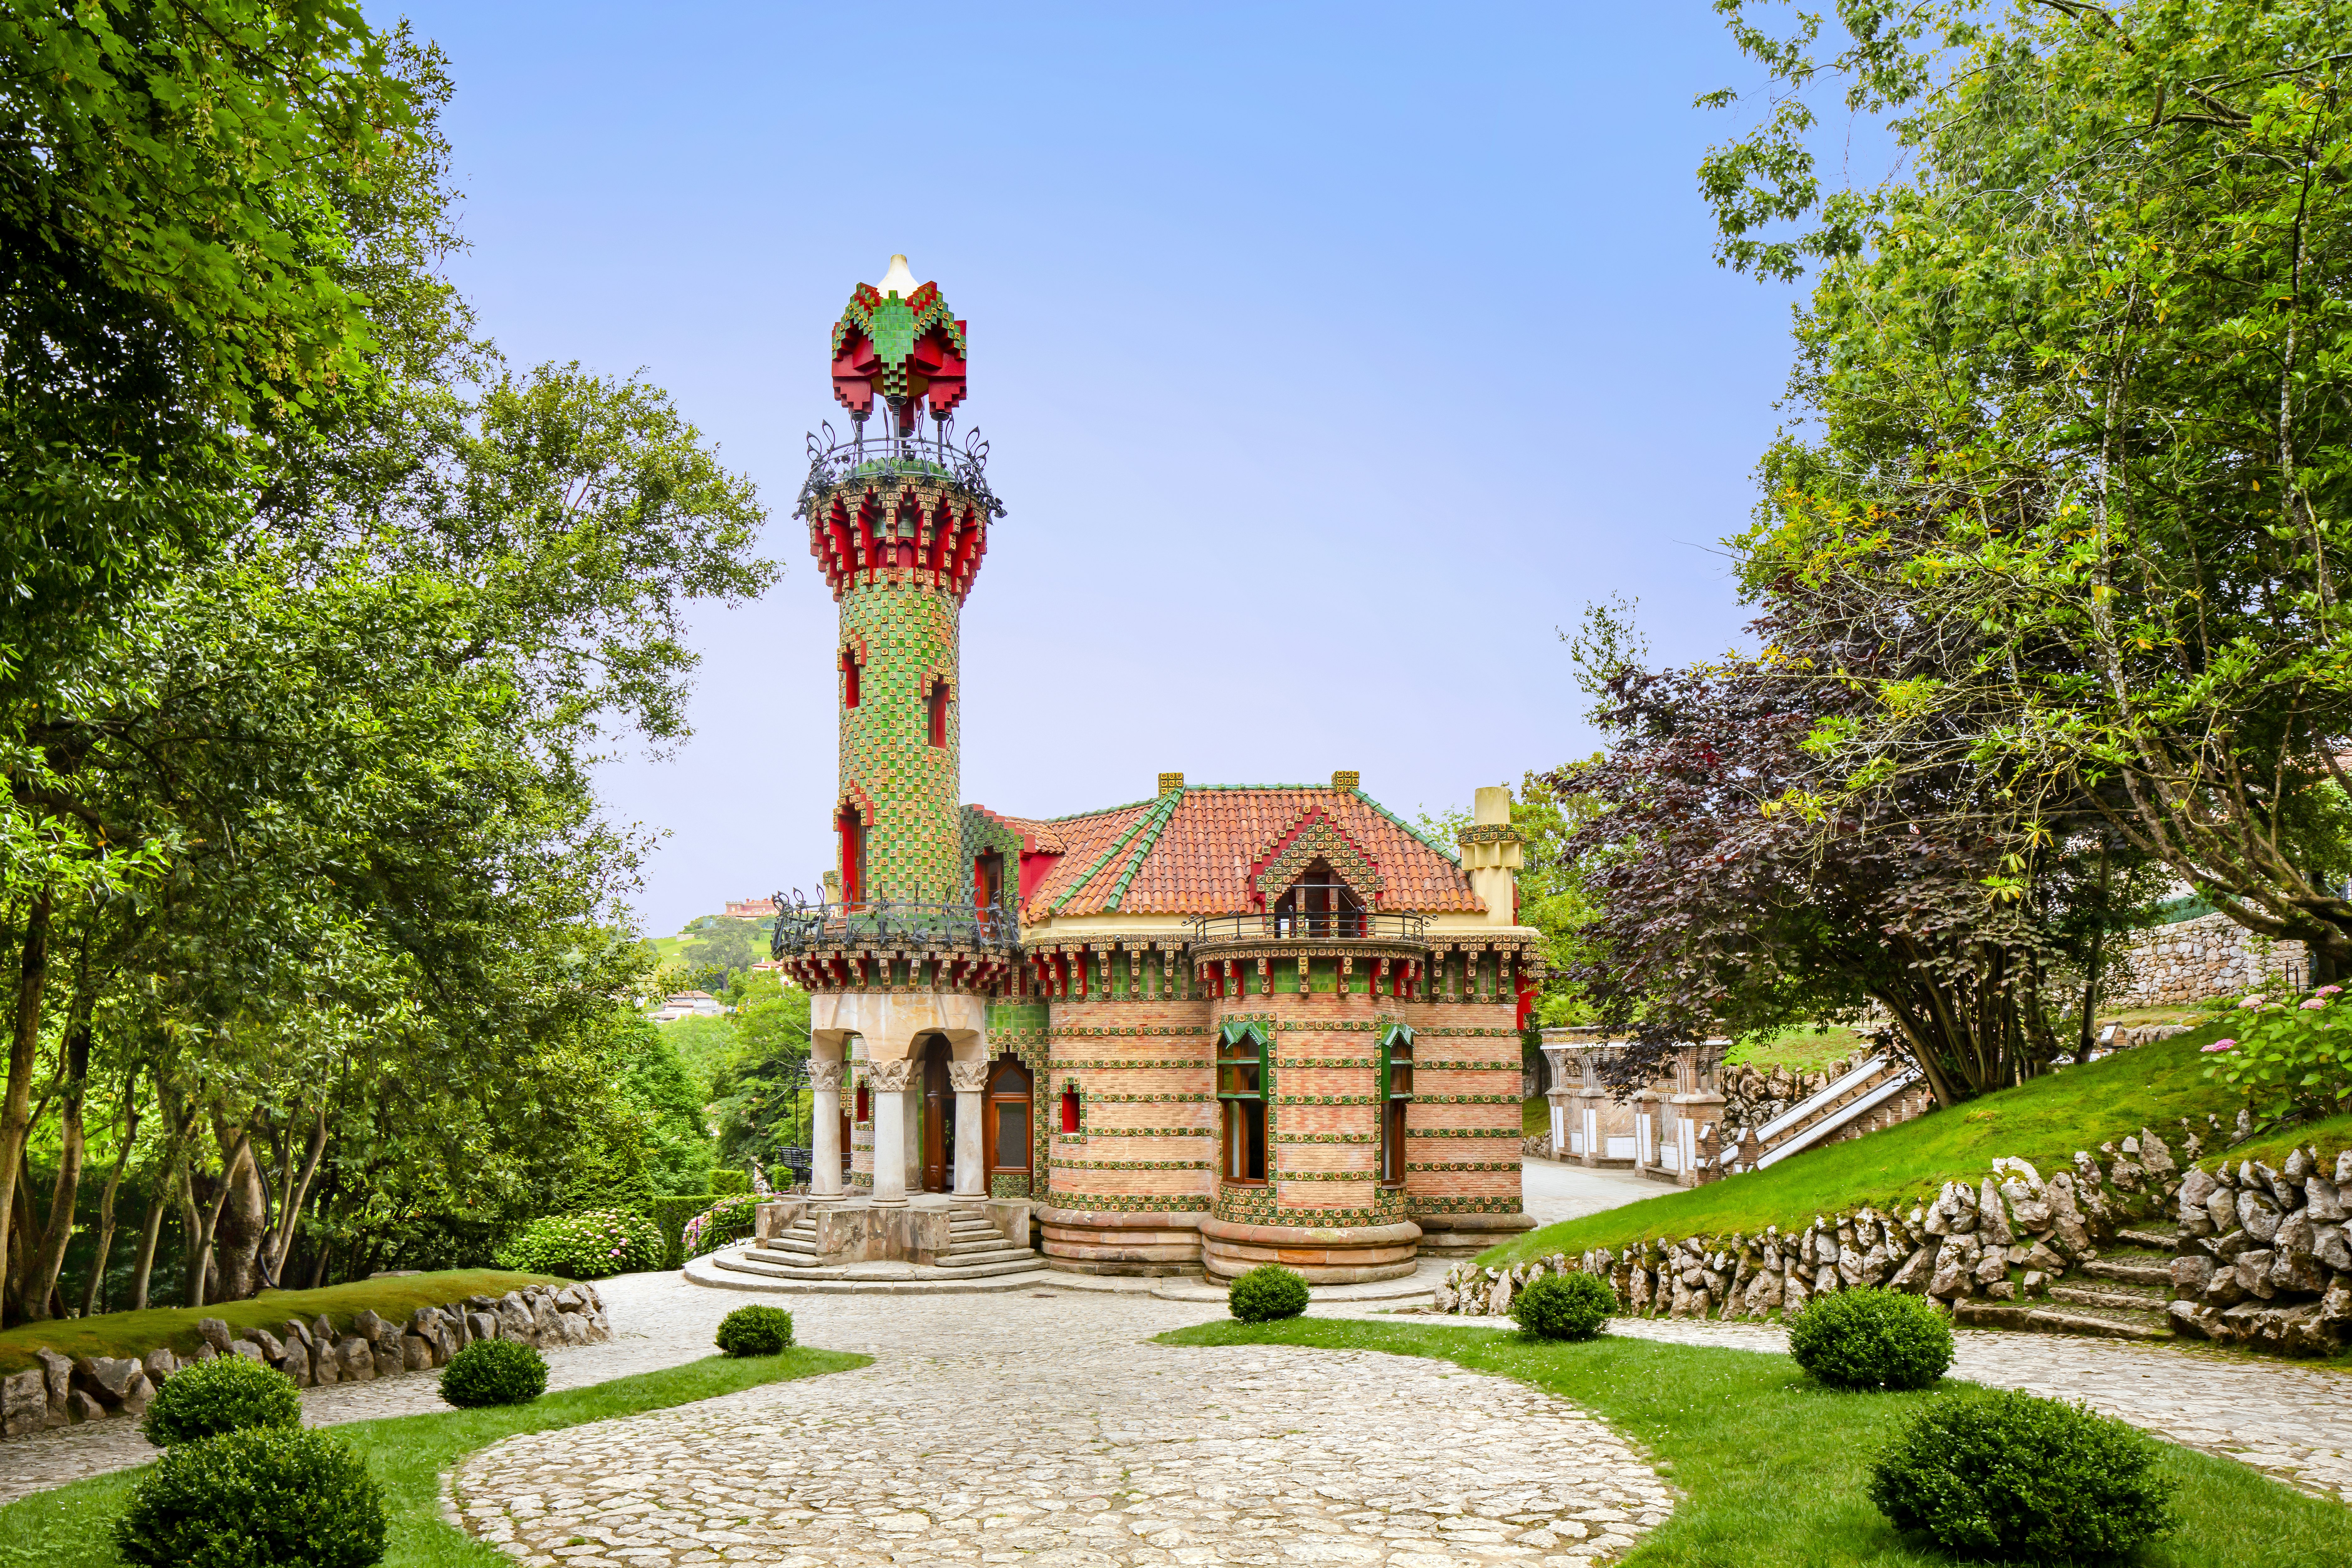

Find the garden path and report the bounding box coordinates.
[449,1286,1671,1568]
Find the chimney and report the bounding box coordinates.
[1157,772,1185,795]
[1331,770,1360,790]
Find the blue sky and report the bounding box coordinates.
[393,2,1815,937]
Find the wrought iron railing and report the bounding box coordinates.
[793,418,1005,520]
[769,892,1019,956]
[1184,911,1428,944]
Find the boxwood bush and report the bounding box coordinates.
[1510,1271,1615,1341]
[140,1355,302,1448]
[494,1208,664,1279]
[714,1304,795,1356]
[437,1339,548,1409]
[114,1426,386,1568]
[1870,1386,2178,1560]
[1228,1264,1311,1323]
[1788,1286,1953,1391]
[683,1195,763,1259]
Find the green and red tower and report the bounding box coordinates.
[801,256,1003,908]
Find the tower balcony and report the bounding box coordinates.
[769,897,1020,996]
[1184,911,1428,961]
[794,420,1005,523]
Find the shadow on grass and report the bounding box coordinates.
[0,1346,868,1568]
[1159,1317,2351,1568]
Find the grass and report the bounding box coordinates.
[2197,1110,2352,1179]
[1724,1025,1871,1074]
[1483,1021,2246,1269]
[0,1344,867,1567]
[1160,1317,2351,1567]
[1524,1094,1549,1137]
[0,1270,562,1375]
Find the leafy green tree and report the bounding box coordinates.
[680,918,767,990]
[1698,0,2352,977]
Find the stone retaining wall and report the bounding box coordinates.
[2111,911,2306,1007]
[0,1280,607,1438]
[1438,1117,2352,1357]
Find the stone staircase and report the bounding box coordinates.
[710,1205,1046,1285]
[1732,1055,1927,1172]
[1955,1245,2176,1341]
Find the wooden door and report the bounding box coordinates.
[920,1038,953,1192]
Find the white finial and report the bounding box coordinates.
[874,255,918,298]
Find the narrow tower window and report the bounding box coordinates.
[1217,1022,1269,1182]
[1379,1026,1414,1185]
[1059,1086,1079,1135]
[974,850,1003,913]
[842,651,860,708]
[927,678,949,747]
[837,807,866,906]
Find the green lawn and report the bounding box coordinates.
[2199,1110,2352,1180]
[0,1345,867,1567]
[1724,1025,1871,1074]
[1483,1022,2245,1270]
[1524,1094,1549,1137]
[1160,1318,2350,1567]
[0,1270,562,1375]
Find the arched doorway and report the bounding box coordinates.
[919,1035,956,1193]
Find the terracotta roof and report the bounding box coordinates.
[1011,787,1480,918]
[965,804,1065,855]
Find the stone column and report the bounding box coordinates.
[808,1062,845,1202]
[950,1060,988,1199]
[866,1060,913,1206]
[903,1087,925,1195]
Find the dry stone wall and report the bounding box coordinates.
[0,1281,607,1440]
[2111,911,2306,1007]
[1438,1117,2352,1358]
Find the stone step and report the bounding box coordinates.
[2080,1259,2171,1287]
[1956,1300,2172,1341]
[936,1255,1048,1279]
[2046,1284,2168,1311]
[2118,1227,2176,1250]
[938,1247,1040,1269]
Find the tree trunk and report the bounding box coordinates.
[208,1119,267,1301]
[186,1130,252,1308]
[0,892,51,1323]
[78,1065,141,1318]
[23,941,96,1322]
[262,1109,327,1285]
[132,1091,197,1312]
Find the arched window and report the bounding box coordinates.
[927,679,949,747]
[1378,1024,1414,1185]
[1274,859,1365,937]
[986,1057,1032,1176]
[1217,1020,1270,1182]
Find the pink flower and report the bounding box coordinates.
[2240,994,2268,1008]
[2320,985,2344,997]
[2302,998,2329,1010]
[2203,1039,2237,1053]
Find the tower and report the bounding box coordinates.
[803,256,1002,907]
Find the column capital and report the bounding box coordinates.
[948,1061,988,1093]
[808,1061,847,1092]
[866,1059,915,1091]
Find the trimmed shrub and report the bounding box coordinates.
[714,1305,795,1357]
[683,1195,762,1259]
[140,1355,302,1448]
[437,1339,548,1409]
[1788,1286,1953,1391]
[1510,1271,1615,1341]
[1228,1264,1311,1323]
[495,1208,664,1279]
[1870,1386,2178,1560]
[114,1425,386,1568]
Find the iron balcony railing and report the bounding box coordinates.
[1184,911,1428,944]
[769,894,1019,957]
[793,418,1005,521]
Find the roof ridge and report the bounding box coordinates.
[1045,797,1169,914]
[1352,787,1462,866]
[1036,796,1161,824]
[1104,791,1186,911]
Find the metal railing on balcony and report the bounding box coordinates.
[1184,911,1428,944]
[793,418,1005,520]
[769,893,1019,957]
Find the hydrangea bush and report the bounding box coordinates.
[2203,986,2352,1122]
[495,1208,664,1279]
[683,1195,762,1258]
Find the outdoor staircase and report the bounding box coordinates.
[1954,1246,2176,1341]
[1729,1055,1927,1172]
[710,1205,1046,1284]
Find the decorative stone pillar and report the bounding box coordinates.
[1540,1044,1574,1159]
[808,1061,846,1202]
[866,1060,914,1206]
[950,1060,988,1199]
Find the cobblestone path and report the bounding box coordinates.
[453,1289,1672,1568]
[1607,1314,2352,1501]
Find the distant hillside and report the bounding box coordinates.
[641,913,773,973]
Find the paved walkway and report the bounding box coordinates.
[1608,1316,2352,1502]
[1518,1158,1659,1229]
[454,1289,1672,1568]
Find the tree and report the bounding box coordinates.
[1698,0,2352,977]
[680,918,767,990]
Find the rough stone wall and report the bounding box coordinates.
[2110,910,2306,1007]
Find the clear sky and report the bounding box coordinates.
[390,2,1808,938]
